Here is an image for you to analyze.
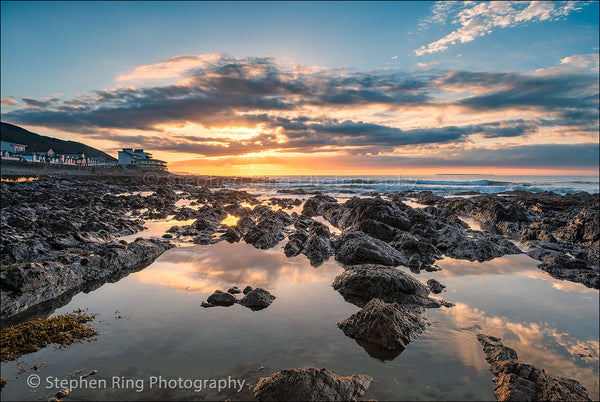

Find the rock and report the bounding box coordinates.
[302,195,338,217]
[332,264,451,308]
[426,279,446,294]
[206,290,237,306]
[337,298,428,358]
[221,227,242,243]
[328,197,411,241]
[244,207,293,249]
[192,233,215,245]
[334,231,407,266]
[538,253,599,289]
[284,229,308,257]
[303,223,333,267]
[55,388,70,398]
[161,234,173,239]
[201,301,215,308]
[243,285,253,295]
[238,288,276,311]
[227,286,242,294]
[477,334,591,401]
[254,367,372,401]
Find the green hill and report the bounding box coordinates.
[0,122,116,161]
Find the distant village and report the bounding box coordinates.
[0,141,167,170]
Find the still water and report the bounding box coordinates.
[1,240,598,401]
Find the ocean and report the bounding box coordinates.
[231,174,599,197]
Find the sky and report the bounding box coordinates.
[1,1,598,176]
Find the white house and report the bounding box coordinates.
[118,148,167,170]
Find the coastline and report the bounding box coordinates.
[0,173,597,400]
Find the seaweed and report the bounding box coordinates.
[1,309,98,361]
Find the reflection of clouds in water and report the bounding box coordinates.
[444,303,599,400]
[522,269,598,294]
[436,254,596,294]
[132,242,342,292]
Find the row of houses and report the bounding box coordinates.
[1,141,167,170]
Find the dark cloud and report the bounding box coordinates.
[331,143,599,169]
[2,55,597,165]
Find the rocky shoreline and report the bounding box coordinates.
[1,175,597,400]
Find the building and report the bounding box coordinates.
[117,148,167,170]
[1,140,27,154]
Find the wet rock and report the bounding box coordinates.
[269,197,302,209]
[334,231,407,266]
[337,298,428,354]
[172,206,198,220]
[436,225,521,262]
[538,253,599,289]
[221,227,242,243]
[426,279,446,294]
[284,228,308,257]
[201,301,215,308]
[302,195,338,217]
[328,197,410,241]
[332,264,451,308]
[243,286,253,295]
[161,234,173,239]
[477,334,591,401]
[206,290,237,306]
[192,233,215,245]
[2,237,173,322]
[244,207,293,249]
[238,288,276,311]
[304,223,333,267]
[227,286,242,294]
[254,367,372,401]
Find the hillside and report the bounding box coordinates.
[0,122,116,161]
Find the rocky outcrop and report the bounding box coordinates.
[477,334,591,401]
[284,218,333,266]
[302,195,338,217]
[253,367,372,401]
[332,264,452,308]
[334,231,407,266]
[327,197,411,241]
[238,288,276,311]
[1,238,173,321]
[443,191,599,288]
[244,206,294,249]
[337,298,428,359]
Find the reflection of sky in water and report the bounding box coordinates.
[1,242,598,401]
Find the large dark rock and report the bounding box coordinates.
[302,195,338,217]
[337,298,428,356]
[328,197,411,241]
[334,231,407,266]
[254,367,372,401]
[332,264,451,308]
[477,334,591,401]
[206,290,237,306]
[1,238,173,321]
[238,288,276,311]
[244,207,293,249]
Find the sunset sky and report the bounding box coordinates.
[1,1,598,175]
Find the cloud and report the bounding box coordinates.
[2,54,597,168]
[415,1,587,55]
[1,96,18,106]
[116,53,223,82]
